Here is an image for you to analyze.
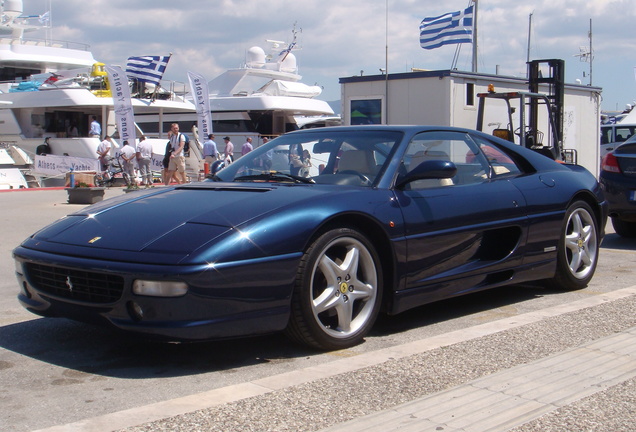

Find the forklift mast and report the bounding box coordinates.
[527,59,565,156]
[476,59,570,163]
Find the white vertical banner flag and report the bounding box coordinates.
[106,65,137,149]
[187,71,213,137]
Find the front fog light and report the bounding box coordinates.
[133,280,188,297]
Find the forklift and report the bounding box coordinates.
[476,59,577,164]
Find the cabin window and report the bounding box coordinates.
[350,99,382,125]
[466,83,475,106]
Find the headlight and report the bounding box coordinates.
[132,280,188,297]
[15,260,23,275]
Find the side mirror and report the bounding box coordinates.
[395,160,457,189]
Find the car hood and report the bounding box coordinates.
[23,183,332,263]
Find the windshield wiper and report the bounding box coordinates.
[234,171,315,184]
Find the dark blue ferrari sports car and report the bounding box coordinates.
[14,126,607,350]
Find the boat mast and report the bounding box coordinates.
[472,0,478,73]
[526,12,533,70]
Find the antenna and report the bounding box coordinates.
[573,19,593,85]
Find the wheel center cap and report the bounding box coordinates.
[577,238,584,248]
[339,282,349,294]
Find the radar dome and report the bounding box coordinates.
[279,52,297,73]
[246,46,266,68]
[3,1,24,18]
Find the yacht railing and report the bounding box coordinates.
[0,37,91,51]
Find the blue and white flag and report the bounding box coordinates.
[38,11,50,25]
[420,5,474,50]
[125,55,170,85]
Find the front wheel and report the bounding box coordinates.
[286,227,383,350]
[545,200,599,290]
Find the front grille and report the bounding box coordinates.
[26,263,125,304]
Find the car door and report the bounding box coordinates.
[393,130,529,305]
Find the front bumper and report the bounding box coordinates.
[14,247,301,341]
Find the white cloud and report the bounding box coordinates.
[19,0,636,110]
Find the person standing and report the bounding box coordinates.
[202,134,218,165]
[120,140,137,188]
[89,116,101,138]
[289,143,303,176]
[36,137,51,155]
[96,135,113,172]
[261,137,273,170]
[241,137,253,156]
[165,123,187,185]
[300,148,312,177]
[136,135,153,187]
[223,136,234,165]
[67,122,79,137]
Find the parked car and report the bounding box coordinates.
[600,123,636,159]
[14,126,608,350]
[600,140,636,237]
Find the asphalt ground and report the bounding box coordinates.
[1,187,635,432]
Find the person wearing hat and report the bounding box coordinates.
[223,136,234,165]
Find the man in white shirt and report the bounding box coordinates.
[120,140,137,188]
[165,123,187,185]
[136,135,153,187]
[96,135,113,172]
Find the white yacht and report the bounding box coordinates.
[135,29,337,142]
[0,1,195,185]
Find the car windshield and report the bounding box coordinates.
[210,130,404,187]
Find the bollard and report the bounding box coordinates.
[204,162,210,176]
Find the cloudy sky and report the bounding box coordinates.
[21,0,636,112]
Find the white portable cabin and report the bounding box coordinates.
[340,69,602,177]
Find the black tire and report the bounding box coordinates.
[545,200,599,290]
[285,227,383,350]
[611,217,636,238]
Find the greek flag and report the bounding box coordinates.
[125,55,171,85]
[420,5,474,50]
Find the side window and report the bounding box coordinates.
[471,135,523,177]
[402,131,489,189]
[600,126,612,145]
[615,127,636,143]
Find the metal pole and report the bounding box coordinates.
[385,0,389,124]
[526,12,533,72]
[589,19,593,86]
[472,0,478,73]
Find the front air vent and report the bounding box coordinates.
[25,263,124,304]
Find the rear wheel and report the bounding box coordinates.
[546,200,599,290]
[611,216,636,238]
[286,227,383,350]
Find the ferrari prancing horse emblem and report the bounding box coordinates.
[65,276,74,293]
